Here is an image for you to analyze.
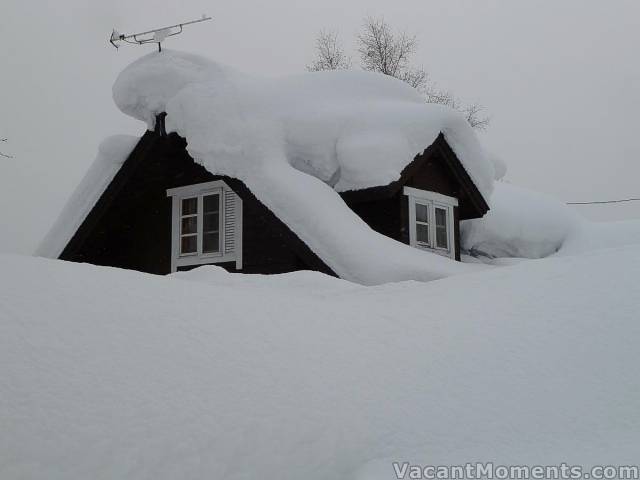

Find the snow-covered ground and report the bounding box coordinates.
[2,244,639,479]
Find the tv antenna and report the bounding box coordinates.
[109,15,212,52]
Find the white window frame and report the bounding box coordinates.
[167,180,243,272]
[404,186,458,259]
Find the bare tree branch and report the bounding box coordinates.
[356,16,491,129]
[400,68,429,92]
[357,17,419,80]
[309,17,492,130]
[1,138,14,158]
[424,86,490,129]
[463,103,491,130]
[307,30,352,72]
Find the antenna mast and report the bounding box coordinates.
[110,15,212,52]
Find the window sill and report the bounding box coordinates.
[175,252,237,269]
[179,251,224,259]
[415,244,452,258]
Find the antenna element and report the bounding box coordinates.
[110,15,212,52]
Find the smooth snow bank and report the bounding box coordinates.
[2,251,640,479]
[35,135,139,258]
[559,218,640,255]
[461,182,581,258]
[111,50,493,284]
[173,264,361,295]
[461,181,640,259]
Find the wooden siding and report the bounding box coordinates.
[342,147,463,261]
[60,132,334,276]
[60,128,480,274]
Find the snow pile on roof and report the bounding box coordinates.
[114,50,494,195]
[110,50,494,284]
[36,135,139,259]
[2,251,640,478]
[461,181,640,259]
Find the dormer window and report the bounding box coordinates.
[404,186,457,259]
[167,180,243,272]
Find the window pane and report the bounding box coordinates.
[416,224,429,245]
[203,194,219,214]
[435,208,447,227]
[203,212,219,232]
[416,203,429,223]
[180,235,197,254]
[203,232,220,253]
[436,226,448,249]
[181,216,197,235]
[182,197,197,215]
[435,208,448,249]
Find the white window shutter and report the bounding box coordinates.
[224,189,237,254]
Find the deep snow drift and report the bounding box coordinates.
[2,250,640,479]
[107,50,495,284]
[461,182,581,258]
[462,181,640,259]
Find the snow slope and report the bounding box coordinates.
[107,50,494,284]
[461,182,582,258]
[35,135,139,258]
[461,181,640,259]
[560,218,640,256]
[2,250,639,479]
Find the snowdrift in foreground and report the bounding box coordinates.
[109,50,494,284]
[461,181,640,259]
[2,252,639,479]
[35,135,139,258]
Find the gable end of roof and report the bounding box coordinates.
[339,133,489,219]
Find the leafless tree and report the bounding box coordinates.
[425,87,490,130]
[357,16,490,129]
[463,103,491,130]
[0,138,12,158]
[307,17,491,129]
[357,17,428,92]
[307,30,352,72]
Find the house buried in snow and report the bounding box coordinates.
[38,51,493,285]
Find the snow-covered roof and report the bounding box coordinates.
[36,135,139,259]
[114,51,494,196]
[39,50,495,284]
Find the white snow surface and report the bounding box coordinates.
[461,182,582,258]
[110,50,494,284]
[461,181,640,259]
[2,250,640,479]
[35,135,139,258]
[560,218,640,256]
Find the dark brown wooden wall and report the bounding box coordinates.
[61,133,333,275]
[61,132,467,275]
[342,148,462,260]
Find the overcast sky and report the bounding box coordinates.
[1,0,639,254]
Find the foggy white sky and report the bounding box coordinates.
[1,0,639,254]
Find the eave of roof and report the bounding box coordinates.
[339,133,489,219]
